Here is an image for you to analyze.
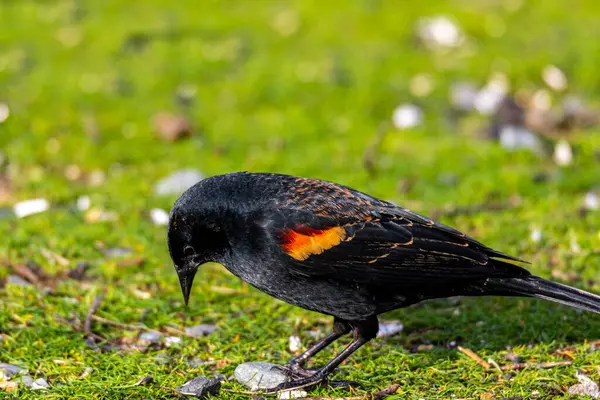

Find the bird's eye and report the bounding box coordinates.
[183,245,195,257]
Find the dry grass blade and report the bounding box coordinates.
[500,361,572,371]
[90,314,156,333]
[457,346,491,369]
[54,314,105,342]
[84,294,104,339]
[295,383,401,400]
[12,263,42,286]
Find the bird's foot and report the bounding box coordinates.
[263,374,327,394]
[264,370,360,394]
[278,363,316,379]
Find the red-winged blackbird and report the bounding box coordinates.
[167,172,600,392]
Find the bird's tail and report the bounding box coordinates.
[482,275,600,314]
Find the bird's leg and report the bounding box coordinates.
[284,318,351,377]
[268,316,378,393]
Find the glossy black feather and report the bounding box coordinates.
[168,171,600,322]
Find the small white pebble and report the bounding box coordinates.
[530,228,542,243]
[0,103,9,123]
[14,198,50,218]
[553,139,573,166]
[475,87,505,115]
[392,104,422,129]
[474,73,509,115]
[288,335,302,352]
[80,367,93,378]
[31,378,49,390]
[499,126,542,154]
[377,320,404,337]
[278,390,308,399]
[132,289,152,299]
[584,192,599,211]
[150,208,170,226]
[77,195,91,211]
[542,65,567,91]
[417,16,464,49]
[165,336,182,347]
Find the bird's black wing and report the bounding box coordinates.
[269,176,528,286]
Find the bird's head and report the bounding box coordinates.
[167,185,231,306]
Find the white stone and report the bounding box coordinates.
[278,390,308,399]
[150,208,170,226]
[77,195,91,211]
[553,140,573,166]
[165,336,183,347]
[530,228,542,243]
[417,16,464,49]
[499,126,543,154]
[288,335,302,352]
[584,192,599,211]
[378,320,404,337]
[542,65,567,91]
[0,103,9,123]
[154,169,204,196]
[14,198,49,218]
[392,104,422,129]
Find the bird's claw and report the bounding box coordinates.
[278,363,316,379]
[262,375,327,394]
[264,367,361,394]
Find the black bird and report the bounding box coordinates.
[167,172,600,392]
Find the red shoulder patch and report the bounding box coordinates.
[280,226,345,261]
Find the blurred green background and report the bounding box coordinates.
[1,0,600,399]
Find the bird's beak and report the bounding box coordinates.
[177,266,198,306]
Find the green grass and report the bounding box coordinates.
[2,0,600,398]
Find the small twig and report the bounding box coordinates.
[90,314,158,333]
[159,386,188,399]
[116,257,145,267]
[487,358,503,373]
[40,248,70,267]
[370,383,401,399]
[221,388,257,395]
[84,295,104,338]
[112,376,155,389]
[54,314,105,342]
[500,360,572,371]
[457,346,491,369]
[555,349,576,360]
[12,263,42,286]
[162,325,192,337]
